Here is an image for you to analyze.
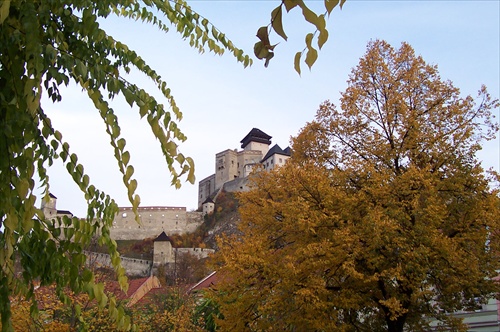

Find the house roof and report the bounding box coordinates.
[154,231,171,242]
[49,193,57,199]
[104,276,150,301]
[240,128,272,148]
[189,271,218,293]
[261,144,292,162]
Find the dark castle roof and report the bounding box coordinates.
[56,210,73,216]
[240,128,272,148]
[202,197,214,205]
[154,231,172,242]
[261,144,292,162]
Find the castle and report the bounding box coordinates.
[198,128,291,208]
[40,128,289,273]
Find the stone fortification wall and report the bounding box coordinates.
[176,247,215,259]
[186,211,204,232]
[110,206,203,240]
[198,174,216,207]
[223,177,250,193]
[85,251,152,277]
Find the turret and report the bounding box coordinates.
[153,231,174,266]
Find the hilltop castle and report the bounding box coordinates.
[40,128,289,273]
[198,128,291,208]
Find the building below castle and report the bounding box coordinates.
[198,128,291,208]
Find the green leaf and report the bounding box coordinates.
[305,47,318,69]
[176,153,185,164]
[305,32,314,47]
[325,0,340,15]
[124,165,134,182]
[299,2,319,27]
[117,138,126,151]
[256,26,270,45]
[0,0,10,24]
[271,6,287,41]
[318,30,329,50]
[128,179,137,195]
[254,41,269,60]
[122,151,130,166]
[283,0,298,12]
[123,87,135,107]
[165,141,177,156]
[294,51,302,75]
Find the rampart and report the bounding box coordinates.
[176,248,215,259]
[85,251,153,277]
[110,206,203,240]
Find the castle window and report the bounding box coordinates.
[279,158,282,163]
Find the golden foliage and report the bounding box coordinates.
[211,40,500,332]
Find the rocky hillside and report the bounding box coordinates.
[202,190,242,249]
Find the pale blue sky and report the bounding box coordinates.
[42,1,500,216]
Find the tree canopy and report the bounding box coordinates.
[0,0,344,330]
[212,40,500,332]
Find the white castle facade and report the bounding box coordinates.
[198,128,291,208]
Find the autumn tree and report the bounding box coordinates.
[212,40,500,332]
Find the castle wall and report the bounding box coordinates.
[262,153,290,171]
[176,248,215,259]
[85,251,153,277]
[243,141,269,155]
[223,177,250,193]
[215,149,239,190]
[198,174,215,207]
[237,150,262,177]
[110,206,203,240]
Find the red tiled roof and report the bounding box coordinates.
[104,277,149,301]
[189,271,218,293]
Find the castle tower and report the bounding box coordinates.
[240,128,272,155]
[41,193,57,218]
[202,197,215,216]
[153,231,174,266]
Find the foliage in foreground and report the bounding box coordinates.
[1,0,344,329]
[0,0,249,329]
[212,40,500,332]
[2,282,213,332]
